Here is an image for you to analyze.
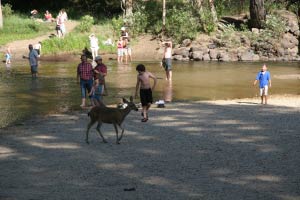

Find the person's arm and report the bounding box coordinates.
[268,72,272,87]
[253,72,260,86]
[76,66,80,84]
[134,76,140,99]
[253,80,258,86]
[149,73,157,91]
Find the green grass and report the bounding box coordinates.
[42,22,117,55]
[0,15,52,46]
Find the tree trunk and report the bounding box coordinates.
[125,0,133,17]
[194,0,203,13]
[0,0,3,29]
[162,0,166,34]
[250,0,266,29]
[209,0,218,23]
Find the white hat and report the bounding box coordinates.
[121,27,126,31]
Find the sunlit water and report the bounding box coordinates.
[0,60,299,128]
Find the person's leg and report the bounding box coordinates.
[264,85,268,104]
[259,88,264,104]
[128,48,132,62]
[80,80,87,107]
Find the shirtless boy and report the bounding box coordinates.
[135,64,157,122]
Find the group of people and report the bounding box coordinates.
[117,27,132,64]
[55,9,68,38]
[77,54,107,108]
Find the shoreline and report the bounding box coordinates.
[0,93,299,199]
[1,94,299,131]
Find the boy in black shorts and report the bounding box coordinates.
[134,64,157,122]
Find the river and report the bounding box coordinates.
[0,60,299,128]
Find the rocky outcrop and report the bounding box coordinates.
[173,10,300,62]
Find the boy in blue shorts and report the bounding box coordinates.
[253,64,272,105]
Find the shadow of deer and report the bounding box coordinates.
[86,96,138,144]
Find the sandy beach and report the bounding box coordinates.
[0,95,299,200]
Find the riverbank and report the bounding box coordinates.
[0,94,299,199]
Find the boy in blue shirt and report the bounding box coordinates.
[253,64,272,104]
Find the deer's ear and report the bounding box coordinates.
[122,98,129,103]
[130,96,133,102]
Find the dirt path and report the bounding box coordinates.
[0,21,78,60]
[0,96,299,200]
[131,34,162,61]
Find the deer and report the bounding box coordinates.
[85,96,138,144]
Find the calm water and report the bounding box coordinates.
[0,60,299,128]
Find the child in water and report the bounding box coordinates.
[5,47,11,64]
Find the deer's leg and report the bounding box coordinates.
[96,122,107,143]
[113,123,120,144]
[86,120,96,144]
[118,124,125,142]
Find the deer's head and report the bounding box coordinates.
[122,96,138,111]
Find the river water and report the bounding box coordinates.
[0,60,299,128]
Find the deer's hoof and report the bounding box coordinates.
[116,141,121,145]
[86,141,90,144]
[103,140,108,143]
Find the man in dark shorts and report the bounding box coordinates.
[134,64,157,122]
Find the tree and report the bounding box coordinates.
[209,0,218,23]
[250,0,266,28]
[0,0,3,29]
[162,0,166,33]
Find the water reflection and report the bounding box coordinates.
[163,81,173,102]
[0,60,299,128]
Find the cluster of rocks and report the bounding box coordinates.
[172,10,300,62]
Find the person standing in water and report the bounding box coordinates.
[23,44,39,78]
[253,64,272,105]
[161,41,172,81]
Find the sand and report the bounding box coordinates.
[0,95,299,200]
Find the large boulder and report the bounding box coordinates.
[173,47,190,57]
[180,39,192,47]
[240,50,255,61]
[274,10,300,36]
[209,49,219,60]
[203,54,211,61]
[281,33,298,49]
[192,51,204,61]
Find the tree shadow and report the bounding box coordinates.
[0,101,299,199]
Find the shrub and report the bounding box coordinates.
[1,3,13,17]
[200,8,216,34]
[129,7,148,36]
[166,7,199,42]
[263,14,287,38]
[111,16,124,37]
[77,15,94,32]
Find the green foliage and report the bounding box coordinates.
[42,33,89,54]
[111,16,124,37]
[200,9,216,34]
[1,3,13,17]
[263,14,287,38]
[218,24,242,47]
[215,0,249,16]
[265,1,287,13]
[76,15,94,33]
[166,7,199,42]
[42,31,115,55]
[129,6,148,36]
[0,15,51,45]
